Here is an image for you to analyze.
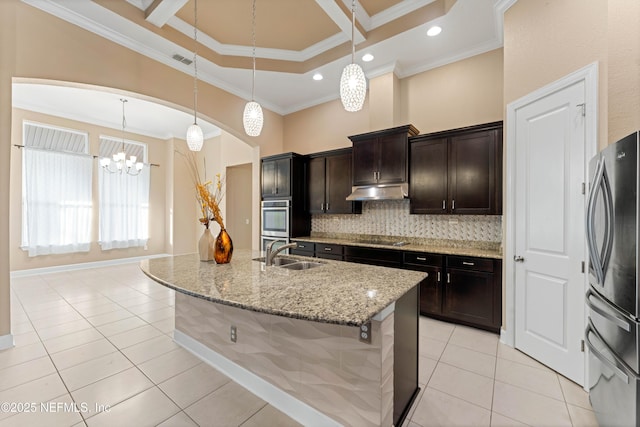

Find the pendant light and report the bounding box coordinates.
[243,0,263,137]
[100,99,144,175]
[339,0,366,112]
[186,0,204,151]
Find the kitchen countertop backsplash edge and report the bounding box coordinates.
[293,232,503,260]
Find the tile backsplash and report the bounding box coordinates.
[311,200,502,243]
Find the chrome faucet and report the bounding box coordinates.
[266,240,298,266]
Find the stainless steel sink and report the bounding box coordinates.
[279,261,324,270]
[253,256,324,270]
[252,256,299,266]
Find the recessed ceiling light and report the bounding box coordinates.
[427,26,442,37]
[362,53,374,62]
[312,73,323,81]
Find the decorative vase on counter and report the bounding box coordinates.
[214,228,233,264]
[198,228,215,262]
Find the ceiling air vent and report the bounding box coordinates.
[172,54,193,66]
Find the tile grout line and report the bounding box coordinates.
[9,268,181,425]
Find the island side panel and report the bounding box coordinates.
[174,293,394,426]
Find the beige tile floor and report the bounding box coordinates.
[2,262,598,426]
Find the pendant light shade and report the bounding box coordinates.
[340,0,366,112]
[243,101,263,137]
[243,0,263,137]
[186,0,204,151]
[186,123,204,151]
[340,63,366,112]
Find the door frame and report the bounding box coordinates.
[503,63,599,359]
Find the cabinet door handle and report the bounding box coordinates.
[373,171,377,180]
[416,257,426,261]
[326,203,330,211]
[299,245,306,248]
[452,199,455,210]
[324,247,332,251]
[437,272,441,282]
[321,203,325,211]
[446,273,451,284]
[442,200,446,210]
[462,261,475,266]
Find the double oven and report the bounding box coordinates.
[260,200,292,254]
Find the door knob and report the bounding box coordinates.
[514,255,525,262]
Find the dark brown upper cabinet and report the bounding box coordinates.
[308,149,361,214]
[410,122,503,215]
[261,152,306,200]
[349,125,419,186]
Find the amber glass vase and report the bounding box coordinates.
[214,228,233,264]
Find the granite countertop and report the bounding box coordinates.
[292,234,503,259]
[140,250,425,327]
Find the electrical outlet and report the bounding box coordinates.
[359,322,372,344]
[230,325,237,343]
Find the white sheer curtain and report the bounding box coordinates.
[21,148,93,256]
[99,166,150,250]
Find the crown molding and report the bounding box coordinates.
[494,0,517,43]
[396,37,503,79]
[168,15,349,62]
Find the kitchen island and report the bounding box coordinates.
[141,250,426,426]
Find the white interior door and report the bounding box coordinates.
[514,80,587,385]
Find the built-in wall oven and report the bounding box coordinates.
[261,200,291,254]
[261,200,290,237]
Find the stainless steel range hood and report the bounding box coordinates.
[345,183,408,201]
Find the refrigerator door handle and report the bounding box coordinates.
[586,159,606,285]
[600,162,615,278]
[585,319,638,384]
[585,288,632,332]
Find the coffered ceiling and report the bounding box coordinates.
[20,0,505,116]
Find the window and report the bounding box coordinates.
[98,136,150,250]
[21,122,92,256]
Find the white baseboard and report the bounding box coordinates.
[10,253,171,278]
[0,334,14,350]
[173,330,340,427]
[500,328,514,347]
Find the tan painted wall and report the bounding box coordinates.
[9,109,168,271]
[607,0,640,143]
[504,0,608,148]
[0,0,17,340]
[370,72,401,129]
[400,48,504,134]
[282,98,370,154]
[283,48,504,154]
[12,2,283,156]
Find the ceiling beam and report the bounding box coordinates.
[145,0,188,27]
[314,0,366,44]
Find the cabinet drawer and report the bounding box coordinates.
[344,246,402,267]
[316,253,343,261]
[316,244,343,256]
[403,252,443,268]
[447,256,493,273]
[291,241,314,254]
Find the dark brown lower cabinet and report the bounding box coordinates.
[403,252,443,317]
[442,256,502,332]
[314,243,343,261]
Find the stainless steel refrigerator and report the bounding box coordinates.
[586,130,640,427]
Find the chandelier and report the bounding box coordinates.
[339,0,366,112]
[100,99,143,175]
[186,0,204,151]
[243,0,263,137]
